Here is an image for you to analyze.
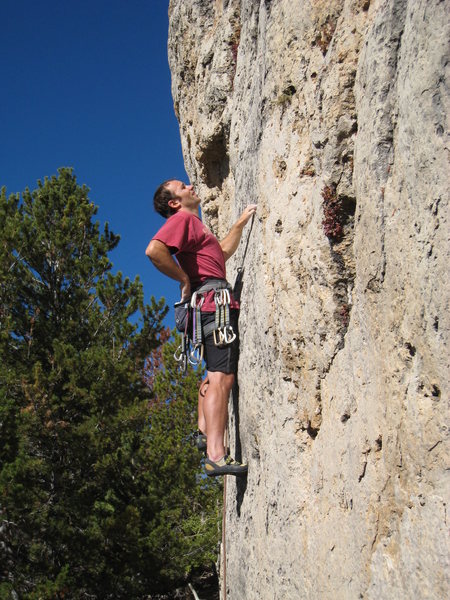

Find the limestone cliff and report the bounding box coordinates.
[167,1,449,598]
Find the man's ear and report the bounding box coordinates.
[168,198,181,210]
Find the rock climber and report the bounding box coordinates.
[145,179,256,476]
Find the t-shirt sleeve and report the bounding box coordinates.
[152,212,191,254]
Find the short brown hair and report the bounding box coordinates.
[153,180,178,218]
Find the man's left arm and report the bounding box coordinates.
[220,204,257,262]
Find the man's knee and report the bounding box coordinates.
[208,370,235,391]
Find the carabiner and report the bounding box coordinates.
[189,343,204,365]
[214,288,230,306]
[191,291,204,309]
[223,325,236,344]
[177,353,187,374]
[174,344,184,362]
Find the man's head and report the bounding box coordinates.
[153,180,178,218]
[153,180,200,218]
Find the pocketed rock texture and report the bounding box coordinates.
[168,1,449,598]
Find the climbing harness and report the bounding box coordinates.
[173,279,236,373]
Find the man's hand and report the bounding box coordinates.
[238,204,257,227]
[220,204,258,261]
[180,279,191,302]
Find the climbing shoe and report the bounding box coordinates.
[205,455,248,477]
[196,432,207,452]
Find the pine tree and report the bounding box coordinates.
[0,169,221,599]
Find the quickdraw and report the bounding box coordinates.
[173,332,188,374]
[213,288,236,347]
[189,291,204,366]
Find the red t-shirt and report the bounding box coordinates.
[152,210,239,311]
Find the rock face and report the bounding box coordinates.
[167,0,449,598]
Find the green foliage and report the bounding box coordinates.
[0,169,221,599]
[148,337,222,579]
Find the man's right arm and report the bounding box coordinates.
[145,240,191,300]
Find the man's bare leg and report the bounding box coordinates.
[197,376,209,434]
[203,371,234,461]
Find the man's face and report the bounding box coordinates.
[166,180,200,210]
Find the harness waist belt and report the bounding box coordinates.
[192,280,234,341]
[193,279,232,295]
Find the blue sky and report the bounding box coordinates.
[0,0,188,324]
